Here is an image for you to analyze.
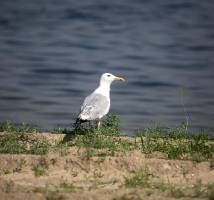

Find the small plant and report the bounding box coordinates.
[134,125,214,161]
[13,158,27,173]
[168,185,185,198]
[95,157,105,164]
[100,113,121,136]
[32,157,49,176]
[192,179,205,198]
[210,159,214,170]
[34,182,78,200]
[179,87,189,133]
[112,193,142,200]
[0,126,50,155]
[0,121,38,133]
[0,121,16,132]
[33,165,47,177]
[93,170,104,179]
[52,127,73,135]
[81,147,95,160]
[124,169,153,188]
[18,122,38,133]
[3,180,14,193]
[59,182,75,192]
[208,184,214,200]
[50,158,57,165]
[70,113,121,136]
[56,144,70,156]
[3,169,11,175]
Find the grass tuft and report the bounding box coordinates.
[34,181,79,200]
[32,157,49,176]
[134,124,214,161]
[0,122,50,155]
[124,169,153,188]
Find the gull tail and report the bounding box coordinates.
[73,117,88,130]
[74,118,88,126]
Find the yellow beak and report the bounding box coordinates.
[114,76,125,81]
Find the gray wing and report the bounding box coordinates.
[79,93,109,120]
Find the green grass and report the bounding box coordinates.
[66,120,214,161]
[2,180,15,193]
[134,124,214,161]
[0,131,50,155]
[0,115,213,162]
[0,122,50,155]
[34,181,79,200]
[34,186,66,200]
[0,121,38,133]
[112,193,142,200]
[124,169,214,199]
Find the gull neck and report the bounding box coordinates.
[94,82,111,98]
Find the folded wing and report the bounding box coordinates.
[79,93,109,120]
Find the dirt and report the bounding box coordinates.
[0,133,213,200]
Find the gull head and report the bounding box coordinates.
[100,73,125,86]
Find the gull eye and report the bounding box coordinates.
[107,74,111,77]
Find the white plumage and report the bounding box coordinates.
[78,73,125,127]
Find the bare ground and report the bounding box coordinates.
[0,133,214,200]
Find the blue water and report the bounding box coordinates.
[0,0,214,132]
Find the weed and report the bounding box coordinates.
[0,127,50,155]
[13,158,27,173]
[18,122,38,133]
[81,147,95,160]
[0,132,28,154]
[3,169,11,174]
[100,113,121,136]
[3,180,14,193]
[134,125,214,161]
[0,121,16,132]
[95,157,105,164]
[192,179,205,197]
[208,184,214,200]
[52,127,73,135]
[30,139,50,155]
[168,185,186,198]
[112,193,142,200]
[34,181,78,200]
[59,182,75,192]
[50,158,57,165]
[65,114,128,156]
[45,191,66,200]
[0,121,38,133]
[210,159,214,170]
[124,169,153,188]
[123,169,214,199]
[93,170,104,179]
[70,113,121,136]
[32,157,49,176]
[56,143,70,156]
[179,87,189,133]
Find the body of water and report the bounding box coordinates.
[0,0,214,132]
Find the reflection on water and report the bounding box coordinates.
[0,0,214,132]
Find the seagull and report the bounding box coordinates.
[76,73,125,129]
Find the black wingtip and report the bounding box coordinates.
[76,118,88,123]
[74,118,88,127]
